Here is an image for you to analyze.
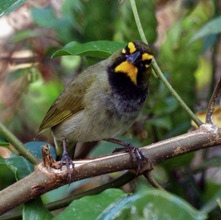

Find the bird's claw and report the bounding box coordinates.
[60,153,74,183]
[124,143,148,174]
[113,144,148,174]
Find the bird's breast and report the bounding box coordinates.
[53,73,148,142]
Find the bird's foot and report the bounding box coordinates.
[60,139,74,183]
[106,138,148,175]
[124,143,148,174]
[60,153,74,183]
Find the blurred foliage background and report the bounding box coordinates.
[0,0,221,219]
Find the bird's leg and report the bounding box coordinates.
[105,138,148,174]
[60,139,74,182]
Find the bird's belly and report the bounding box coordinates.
[52,108,139,142]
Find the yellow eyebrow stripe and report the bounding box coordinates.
[128,42,136,54]
[142,53,153,61]
[122,48,126,54]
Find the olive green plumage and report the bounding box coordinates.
[39,41,153,158]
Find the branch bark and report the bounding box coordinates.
[0,124,220,215]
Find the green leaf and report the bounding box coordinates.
[53,189,127,220]
[54,189,206,220]
[23,198,53,220]
[52,41,126,58]
[0,0,26,18]
[0,142,55,180]
[130,190,207,220]
[0,161,15,189]
[189,16,221,44]
[103,189,207,220]
[0,156,33,180]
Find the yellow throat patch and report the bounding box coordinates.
[115,61,138,84]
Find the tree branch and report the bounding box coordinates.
[0,124,220,215]
[1,171,137,220]
[0,121,41,165]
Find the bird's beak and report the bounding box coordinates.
[126,51,140,64]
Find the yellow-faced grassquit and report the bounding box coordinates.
[38,41,153,179]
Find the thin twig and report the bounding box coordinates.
[206,78,221,124]
[0,121,40,165]
[129,0,148,44]
[129,0,203,127]
[143,170,164,190]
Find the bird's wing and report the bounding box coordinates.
[38,49,120,133]
[38,73,96,132]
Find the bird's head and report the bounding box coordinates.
[109,41,153,85]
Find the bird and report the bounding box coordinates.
[38,41,153,180]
